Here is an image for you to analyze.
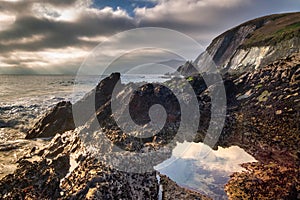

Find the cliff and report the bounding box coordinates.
[194,12,300,74]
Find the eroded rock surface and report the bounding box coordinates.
[2,70,211,199]
[0,129,209,199]
[220,54,300,199]
[26,73,122,140]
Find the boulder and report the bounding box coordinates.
[25,101,75,139]
[72,72,121,126]
[176,61,199,76]
[26,73,121,139]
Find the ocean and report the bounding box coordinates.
[1,75,77,134]
[0,75,80,178]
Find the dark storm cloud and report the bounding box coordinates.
[1,0,299,53]
[0,11,136,53]
[44,0,79,7]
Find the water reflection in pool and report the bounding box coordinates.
[154,142,257,199]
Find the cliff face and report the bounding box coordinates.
[195,12,300,73]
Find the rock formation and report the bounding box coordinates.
[26,73,121,139]
[159,174,211,200]
[25,101,75,139]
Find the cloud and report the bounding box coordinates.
[43,0,80,7]
[0,0,137,73]
[0,4,135,50]
[0,0,299,74]
[135,0,300,45]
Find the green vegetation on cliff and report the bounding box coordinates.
[241,12,300,48]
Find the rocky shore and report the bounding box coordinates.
[0,12,299,200]
[0,73,211,199]
[1,53,299,199]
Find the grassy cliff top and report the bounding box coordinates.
[210,12,300,49]
[242,12,300,48]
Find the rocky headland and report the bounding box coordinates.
[0,12,299,199]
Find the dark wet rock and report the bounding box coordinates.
[26,101,75,139]
[72,72,121,127]
[0,120,8,128]
[25,73,122,140]
[159,174,211,200]
[79,80,187,153]
[0,130,81,199]
[1,129,208,200]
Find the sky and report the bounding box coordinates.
[0,0,299,74]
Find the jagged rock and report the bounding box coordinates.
[217,54,300,199]
[291,67,300,85]
[60,157,159,199]
[176,61,199,76]
[3,68,216,199]
[1,129,209,199]
[72,72,121,127]
[0,130,82,199]
[26,73,121,139]
[26,101,75,139]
